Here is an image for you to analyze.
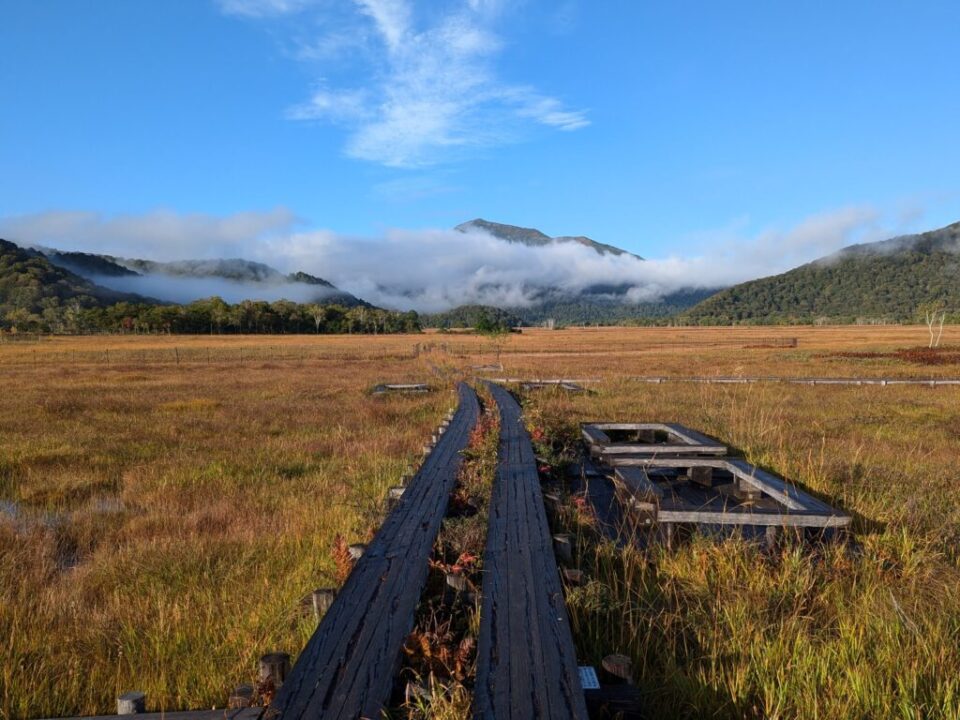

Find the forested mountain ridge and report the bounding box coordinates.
[0,239,150,328]
[684,221,960,324]
[0,239,413,334]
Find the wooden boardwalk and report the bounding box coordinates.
[268,382,479,720]
[474,383,588,720]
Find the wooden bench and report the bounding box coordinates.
[268,383,479,720]
[474,383,589,720]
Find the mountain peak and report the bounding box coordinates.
[454,218,640,259]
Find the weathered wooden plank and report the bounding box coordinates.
[613,467,664,503]
[580,425,610,446]
[45,709,264,720]
[474,383,589,720]
[268,383,479,720]
[657,509,849,527]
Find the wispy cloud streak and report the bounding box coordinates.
[233,0,590,167]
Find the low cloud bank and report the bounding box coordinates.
[0,205,907,312]
[89,274,344,305]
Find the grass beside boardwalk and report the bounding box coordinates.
[2,327,960,719]
[0,343,455,719]
[523,378,960,719]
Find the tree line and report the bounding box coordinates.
[2,297,422,335]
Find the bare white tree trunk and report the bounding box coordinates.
[926,310,947,348]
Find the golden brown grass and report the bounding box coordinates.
[2,326,959,719]
[518,333,960,718]
[0,340,456,719]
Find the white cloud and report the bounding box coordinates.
[0,204,905,312]
[223,0,590,167]
[218,0,314,18]
[0,208,298,261]
[355,0,411,51]
[686,206,885,279]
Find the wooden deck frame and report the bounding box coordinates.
[582,422,727,459]
[609,457,850,529]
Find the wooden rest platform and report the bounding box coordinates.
[474,383,588,720]
[582,422,727,459]
[610,457,850,529]
[268,383,479,720]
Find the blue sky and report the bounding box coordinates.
[1,0,959,307]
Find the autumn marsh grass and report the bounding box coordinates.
[2,327,959,719]
[0,340,456,719]
[520,334,960,718]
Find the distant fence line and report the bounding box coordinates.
[631,376,960,387]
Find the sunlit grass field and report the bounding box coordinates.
[2,326,959,719]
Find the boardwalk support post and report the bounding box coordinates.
[116,691,146,715]
[259,652,291,688]
[228,684,254,709]
[311,588,337,619]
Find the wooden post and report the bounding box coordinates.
[116,691,146,715]
[552,534,573,565]
[561,568,584,586]
[689,466,713,487]
[386,486,405,511]
[446,572,469,593]
[347,543,366,560]
[259,652,291,687]
[311,588,337,620]
[657,522,675,550]
[600,654,634,685]
[764,525,780,552]
[228,684,254,709]
[636,429,655,443]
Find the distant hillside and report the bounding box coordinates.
[684,222,960,324]
[421,305,522,329]
[0,238,418,335]
[43,250,140,278]
[40,252,366,307]
[511,288,716,325]
[423,289,715,328]
[455,218,641,258]
[0,239,147,327]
